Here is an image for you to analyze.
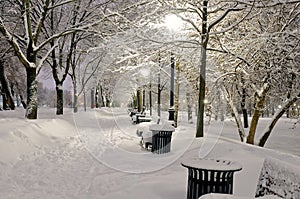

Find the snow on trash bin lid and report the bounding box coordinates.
[181,158,242,171]
[198,193,281,199]
[149,124,175,132]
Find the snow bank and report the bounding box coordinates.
[0,108,299,199]
[0,117,77,164]
[255,157,300,198]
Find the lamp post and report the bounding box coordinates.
[169,52,175,120]
[165,14,182,121]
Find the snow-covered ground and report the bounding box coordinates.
[0,108,299,199]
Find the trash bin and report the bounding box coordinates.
[149,124,175,154]
[151,130,173,154]
[181,159,242,199]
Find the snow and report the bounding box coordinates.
[181,158,242,171]
[255,157,300,198]
[0,107,299,199]
[199,193,281,199]
[149,123,175,132]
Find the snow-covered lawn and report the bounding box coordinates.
[0,108,299,199]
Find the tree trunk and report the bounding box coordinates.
[25,67,38,119]
[95,84,99,108]
[105,93,111,107]
[215,98,219,121]
[73,82,78,113]
[258,94,299,147]
[157,55,162,117]
[132,92,137,108]
[50,3,73,115]
[196,0,208,138]
[241,88,248,128]
[230,101,245,142]
[15,90,20,107]
[142,87,146,111]
[196,46,207,137]
[91,88,94,109]
[1,93,8,110]
[0,60,15,110]
[19,94,27,109]
[100,85,105,107]
[98,84,104,108]
[56,85,64,115]
[247,84,270,144]
[247,107,262,144]
[187,90,193,124]
[222,86,245,142]
[137,87,143,113]
[84,89,87,112]
[149,78,152,116]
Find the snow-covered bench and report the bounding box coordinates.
[255,157,300,199]
[129,109,138,117]
[139,130,153,150]
[136,121,156,149]
[131,112,152,124]
[137,115,152,123]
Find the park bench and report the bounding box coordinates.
[132,113,152,124]
[129,109,138,117]
[136,114,152,123]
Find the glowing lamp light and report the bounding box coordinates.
[165,14,183,32]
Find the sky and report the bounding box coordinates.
[38,65,73,90]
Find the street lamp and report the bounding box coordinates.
[169,52,175,121]
[165,14,183,121]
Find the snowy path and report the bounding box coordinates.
[0,108,299,199]
[0,108,188,198]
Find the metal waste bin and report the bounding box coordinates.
[149,124,175,154]
[181,158,242,199]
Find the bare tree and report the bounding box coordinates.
[0,0,83,119]
[212,0,300,146]
[44,0,102,115]
[152,0,257,137]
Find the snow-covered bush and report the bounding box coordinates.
[256,157,300,198]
